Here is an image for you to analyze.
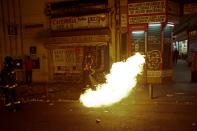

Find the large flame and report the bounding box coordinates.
[80,53,145,108]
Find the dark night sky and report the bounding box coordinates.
[178,0,197,4]
[50,0,197,10]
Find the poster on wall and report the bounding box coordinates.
[131,32,145,54]
[64,48,76,72]
[53,49,66,66]
[53,49,66,73]
[52,48,80,74]
[147,50,161,70]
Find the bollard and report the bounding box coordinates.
[45,82,49,100]
[149,84,153,99]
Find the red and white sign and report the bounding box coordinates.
[128,1,165,16]
[128,1,166,24]
[129,15,166,24]
[51,14,108,31]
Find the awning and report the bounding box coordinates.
[44,35,110,49]
[45,42,108,49]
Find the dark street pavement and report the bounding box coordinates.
[1,100,197,131]
[1,59,197,131]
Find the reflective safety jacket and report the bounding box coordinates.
[0,67,17,88]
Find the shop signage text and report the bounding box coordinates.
[128,1,165,15]
[129,15,166,24]
[51,14,108,31]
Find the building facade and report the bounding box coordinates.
[45,0,111,82]
[0,0,180,83]
[127,0,179,83]
[0,0,117,83]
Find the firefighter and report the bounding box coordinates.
[0,56,21,111]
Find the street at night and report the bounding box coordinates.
[1,91,197,131]
[1,51,197,131]
[1,0,197,131]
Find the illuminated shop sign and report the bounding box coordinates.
[51,14,108,31]
[129,15,166,24]
[128,1,166,24]
[128,1,165,15]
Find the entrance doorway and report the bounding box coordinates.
[173,40,190,82]
[129,30,146,84]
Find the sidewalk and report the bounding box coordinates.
[130,59,197,104]
[13,81,197,106]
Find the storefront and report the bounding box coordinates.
[45,36,110,82]
[45,13,110,82]
[173,3,197,65]
[127,0,176,83]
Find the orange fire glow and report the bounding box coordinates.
[80,53,145,108]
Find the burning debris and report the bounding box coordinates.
[80,53,145,108]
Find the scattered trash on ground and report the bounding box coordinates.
[49,103,54,106]
[166,94,173,97]
[96,119,101,123]
[185,102,192,105]
[175,92,185,95]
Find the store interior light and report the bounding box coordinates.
[167,22,174,27]
[149,23,161,27]
[132,31,144,34]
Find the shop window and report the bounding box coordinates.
[147,23,161,70]
[131,31,145,55]
[52,45,108,75]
